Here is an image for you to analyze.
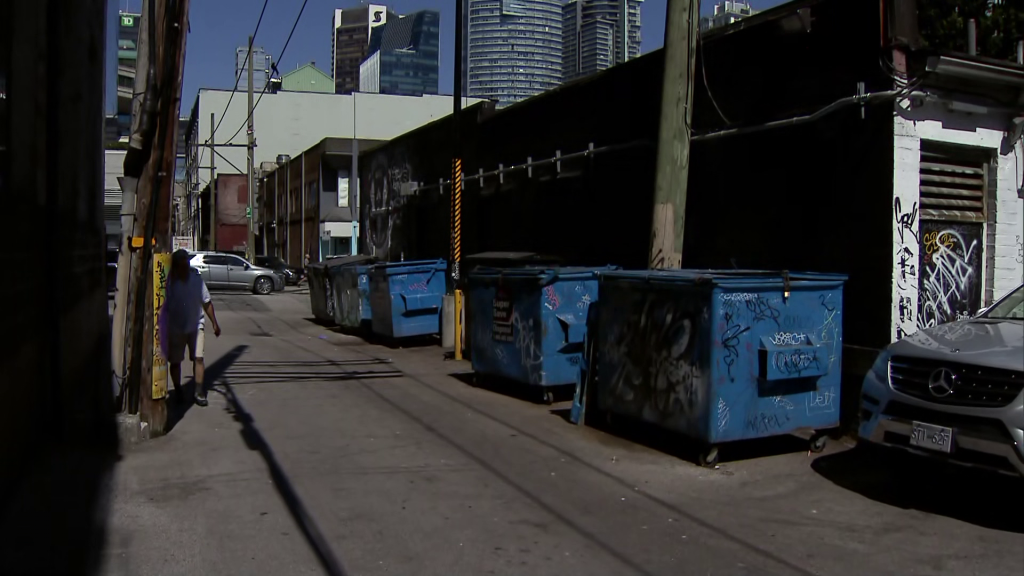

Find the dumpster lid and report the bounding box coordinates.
[470,265,620,284]
[463,251,563,264]
[601,269,847,286]
[372,259,447,272]
[309,255,377,271]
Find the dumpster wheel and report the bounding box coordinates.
[541,389,555,405]
[809,433,828,454]
[699,446,719,468]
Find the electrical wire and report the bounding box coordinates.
[206,0,271,144]
[222,0,310,146]
[697,1,731,126]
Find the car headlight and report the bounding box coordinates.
[868,350,891,384]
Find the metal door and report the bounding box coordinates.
[918,221,984,328]
[225,255,251,289]
[204,255,230,289]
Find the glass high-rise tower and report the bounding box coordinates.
[463,0,563,108]
[562,0,642,83]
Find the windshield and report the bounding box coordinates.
[257,257,285,268]
[982,284,1024,319]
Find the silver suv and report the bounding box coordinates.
[859,283,1024,476]
[189,252,284,295]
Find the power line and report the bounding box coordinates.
[206,0,271,144]
[222,0,310,146]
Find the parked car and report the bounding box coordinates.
[254,256,305,286]
[859,283,1024,476]
[188,252,285,295]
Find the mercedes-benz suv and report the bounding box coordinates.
[859,283,1024,476]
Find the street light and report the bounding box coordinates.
[276,154,290,261]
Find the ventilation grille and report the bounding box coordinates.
[919,144,988,222]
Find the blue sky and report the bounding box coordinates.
[106,0,789,114]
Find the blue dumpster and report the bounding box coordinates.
[369,259,447,338]
[468,266,618,403]
[591,270,846,465]
[330,258,377,328]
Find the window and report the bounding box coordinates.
[225,256,248,267]
[204,255,228,266]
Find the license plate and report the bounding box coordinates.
[909,421,954,453]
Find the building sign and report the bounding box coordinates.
[369,4,387,33]
[121,14,135,27]
[338,176,349,207]
[172,236,194,252]
[492,290,514,343]
[152,253,170,400]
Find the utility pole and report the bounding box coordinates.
[648,0,698,269]
[246,35,256,262]
[451,0,465,359]
[209,112,216,250]
[300,152,306,262]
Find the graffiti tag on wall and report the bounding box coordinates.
[892,197,919,340]
[918,221,982,328]
[365,149,412,258]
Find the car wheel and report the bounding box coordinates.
[254,276,273,295]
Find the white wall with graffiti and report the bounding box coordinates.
[892,106,1024,341]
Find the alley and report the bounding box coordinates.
[100,291,1024,576]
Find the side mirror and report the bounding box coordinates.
[244,263,251,270]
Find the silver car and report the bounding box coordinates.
[859,283,1024,476]
[189,252,285,295]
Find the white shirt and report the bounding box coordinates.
[165,268,212,335]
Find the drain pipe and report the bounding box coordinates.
[693,90,907,142]
[967,19,977,57]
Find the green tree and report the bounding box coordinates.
[918,0,1023,61]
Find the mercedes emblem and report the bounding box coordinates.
[928,368,956,398]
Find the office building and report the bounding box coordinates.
[115,11,141,142]
[332,4,393,94]
[700,1,758,31]
[562,0,642,82]
[463,0,563,107]
[234,45,273,92]
[360,10,440,96]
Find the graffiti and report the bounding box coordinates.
[717,398,730,432]
[543,286,560,311]
[720,293,757,302]
[578,293,592,309]
[769,332,807,346]
[772,350,819,376]
[567,354,581,366]
[366,149,412,258]
[408,280,428,292]
[806,387,836,415]
[745,295,781,328]
[771,395,795,410]
[152,254,171,400]
[892,196,920,340]
[494,347,507,364]
[817,294,840,370]
[604,293,706,426]
[919,223,982,329]
[1016,235,1023,265]
[512,311,543,384]
[720,312,750,381]
[745,411,790,435]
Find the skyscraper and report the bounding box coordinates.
[360,10,441,96]
[700,1,758,32]
[234,45,273,92]
[115,11,141,141]
[331,5,393,94]
[463,0,563,108]
[562,0,642,83]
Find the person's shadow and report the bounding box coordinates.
[166,346,248,432]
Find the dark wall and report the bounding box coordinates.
[2,0,117,574]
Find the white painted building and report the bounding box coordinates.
[890,54,1024,341]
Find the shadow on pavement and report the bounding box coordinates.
[166,345,248,433]
[811,445,1024,533]
[210,346,349,576]
[450,371,576,404]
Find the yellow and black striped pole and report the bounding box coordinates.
[452,157,464,359]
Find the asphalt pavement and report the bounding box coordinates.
[99,288,1024,576]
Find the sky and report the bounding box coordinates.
[106,0,790,115]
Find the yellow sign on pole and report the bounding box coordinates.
[153,253,170,399]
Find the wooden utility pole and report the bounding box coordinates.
[209,112,216,250]
[649,0,698,269]
[246,36,256,262]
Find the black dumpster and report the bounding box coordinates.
[307,255,377,325]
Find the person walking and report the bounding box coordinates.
[164,249,221,407]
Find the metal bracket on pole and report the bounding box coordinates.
[498,164,504,185]
[478,168,484,188]
[556,150,562,174]
[527,156,533,178]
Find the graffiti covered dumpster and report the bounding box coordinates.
[369,259,447,338]
[330,258,378,329]
[592,270,847,466]
[468,266,617,404]
[461,252,563,361]
[308,255,376,325]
